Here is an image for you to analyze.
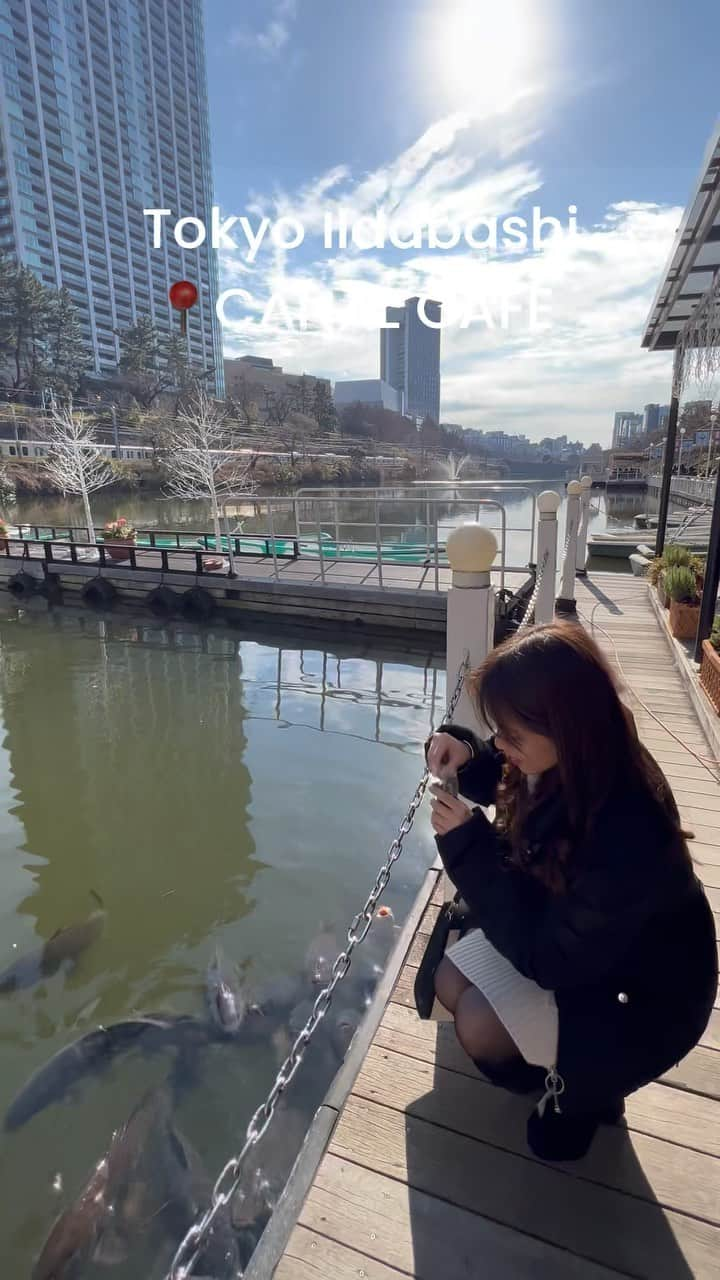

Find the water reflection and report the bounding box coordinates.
[0,605,439,1277]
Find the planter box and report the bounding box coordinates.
[699,639,720,715]
[104,538,136,563]
[668,599,700,640]
[655,575,669,609]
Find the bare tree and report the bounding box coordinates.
[281,410,317,465]
[263,387,295,431]
[227,375,261,428]
[42,405,115,543]
[161,391,255,550]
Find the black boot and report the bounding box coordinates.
[473,1057,546,1095]
[527,1096,625,1162]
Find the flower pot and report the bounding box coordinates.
[104,537,135,563]
[668,599,700,640]
[699,640,720,715]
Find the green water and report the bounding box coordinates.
[0,602,440,1276]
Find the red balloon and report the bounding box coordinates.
[169,280,198,311]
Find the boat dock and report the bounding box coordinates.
[0,489,546,634]
[249,572,719,1280]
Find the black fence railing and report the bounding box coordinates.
[6,525,301,555]
[1,535,301,577]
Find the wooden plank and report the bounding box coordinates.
[690,840,720,863]
[671,790,720,812]
[660,1047,720,1098]
[276,1225,411,1280]
[329,1097,720,1279]
[294,1158,627,1280]
[680,807,720,831]
[702,1006,720,1049]
[706,884,720,912]
[696,861,720,888]
[389,969,720,1094]
[350,1043,720,1222]
[665,773,720,797]
[373,1004,720,1156]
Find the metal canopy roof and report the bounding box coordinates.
[642,121,720,351]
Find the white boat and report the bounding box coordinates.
[589,533,650,559]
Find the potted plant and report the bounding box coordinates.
[664,564,701,640]
[689,553,706,596]
[0,519,8,554]
[699,617,720,715]
[651,545,696,608]
[102,517,137,562]
[647,556,667,606]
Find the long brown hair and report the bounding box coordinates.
[469,622,689,889]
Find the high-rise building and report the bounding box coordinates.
[380,297,441,423]
[643,403,660,434]
[612,411,643,448]
[0,0,223,393]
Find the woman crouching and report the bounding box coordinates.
[427,622,717,1162]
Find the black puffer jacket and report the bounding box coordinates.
[433,725,717,1112]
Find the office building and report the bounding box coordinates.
[612,411,643,448]
[380,296,441,423]
[334,378,402,413]
[224,355,330,410]
[0,0,223,392]
[643,403,660,434]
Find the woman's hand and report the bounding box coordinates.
[430,784,474,836]
[426,732,472,780]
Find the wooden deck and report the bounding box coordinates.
[271,574,720,1280]
[9,539,528,594]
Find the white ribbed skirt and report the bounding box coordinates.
[446,928,558,1068]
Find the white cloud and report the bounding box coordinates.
[231,0,297,59]
[217,106,680,445]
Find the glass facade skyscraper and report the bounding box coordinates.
[0,0,223,393]
[380,296,441,424]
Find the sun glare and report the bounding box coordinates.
[435,0,548,117]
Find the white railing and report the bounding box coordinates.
[648,473,716,503]
[247,485,568,606]
[257,485,541,593]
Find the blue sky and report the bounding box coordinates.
[203,0,720,444]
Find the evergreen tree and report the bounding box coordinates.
[313,380,337,433]
[117,314,160,375]
[117,317,213,409]
[164,332,193,389]
[0,254,15,369]
[0,257,53,389]
[46,287,88,395]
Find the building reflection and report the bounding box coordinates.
[0,607,443,1016]
[0,609,260,1012]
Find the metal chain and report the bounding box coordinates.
[167,654,470,1280]
[515,546,550,631]
[562,512,577,562]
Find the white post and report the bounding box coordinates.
[576,474,593,576]
[445,524,498,732]
[223,506,236,578]
[535,490,560,624]
[556,480,582,615]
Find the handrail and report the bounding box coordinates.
[1,535,300,577]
